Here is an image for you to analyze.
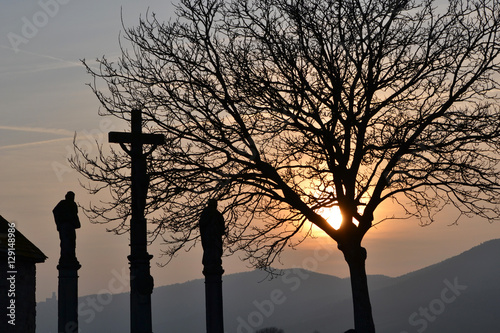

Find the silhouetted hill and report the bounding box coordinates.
[371,238,500,333]
[37,239,500,332]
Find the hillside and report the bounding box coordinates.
[37,239,500,332]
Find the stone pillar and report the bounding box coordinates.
[57,259,80,333]
[203,267,224,333]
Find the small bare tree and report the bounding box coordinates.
[73,0,500,331]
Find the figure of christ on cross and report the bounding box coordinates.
[109,109,164,333]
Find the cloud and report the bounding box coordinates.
[0,44,83,75]
[0,137,72,151]
[0,126,74,150]
[0,125,74,136]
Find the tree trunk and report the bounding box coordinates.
[341,245,376,333]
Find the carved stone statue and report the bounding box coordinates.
[199,199,225,275]
[53,191,81,262]
[199,199,226,333]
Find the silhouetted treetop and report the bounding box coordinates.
[76,0,500,260]
[73,1,500,330]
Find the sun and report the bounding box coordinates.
[319,206,343,230]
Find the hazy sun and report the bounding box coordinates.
[319,206,343,230]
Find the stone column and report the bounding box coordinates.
[203,266,224,333]
[57,259,80,333]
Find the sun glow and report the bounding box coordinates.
[319,206,343,230]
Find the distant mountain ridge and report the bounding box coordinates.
[37,239,500,332]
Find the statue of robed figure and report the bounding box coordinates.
[53,191,81,263]
[200,199,225,275]
[199,199,226,333]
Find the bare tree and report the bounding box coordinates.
[73,0,500,331]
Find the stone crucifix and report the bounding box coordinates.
[109,109,164,333]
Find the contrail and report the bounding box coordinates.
[0,125,74,136]
[1,44,82,68]
[0,137,72,151]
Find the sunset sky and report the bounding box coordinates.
[1,0,500,304]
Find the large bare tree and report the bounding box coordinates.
[73,0,500,331]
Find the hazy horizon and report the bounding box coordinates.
[36,239,500,332]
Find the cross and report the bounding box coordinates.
[108,109,164,333]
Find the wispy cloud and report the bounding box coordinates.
[0,125,74,136]
[0,44,81,65]
[0,44,83,75]
[0,137,72,151]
